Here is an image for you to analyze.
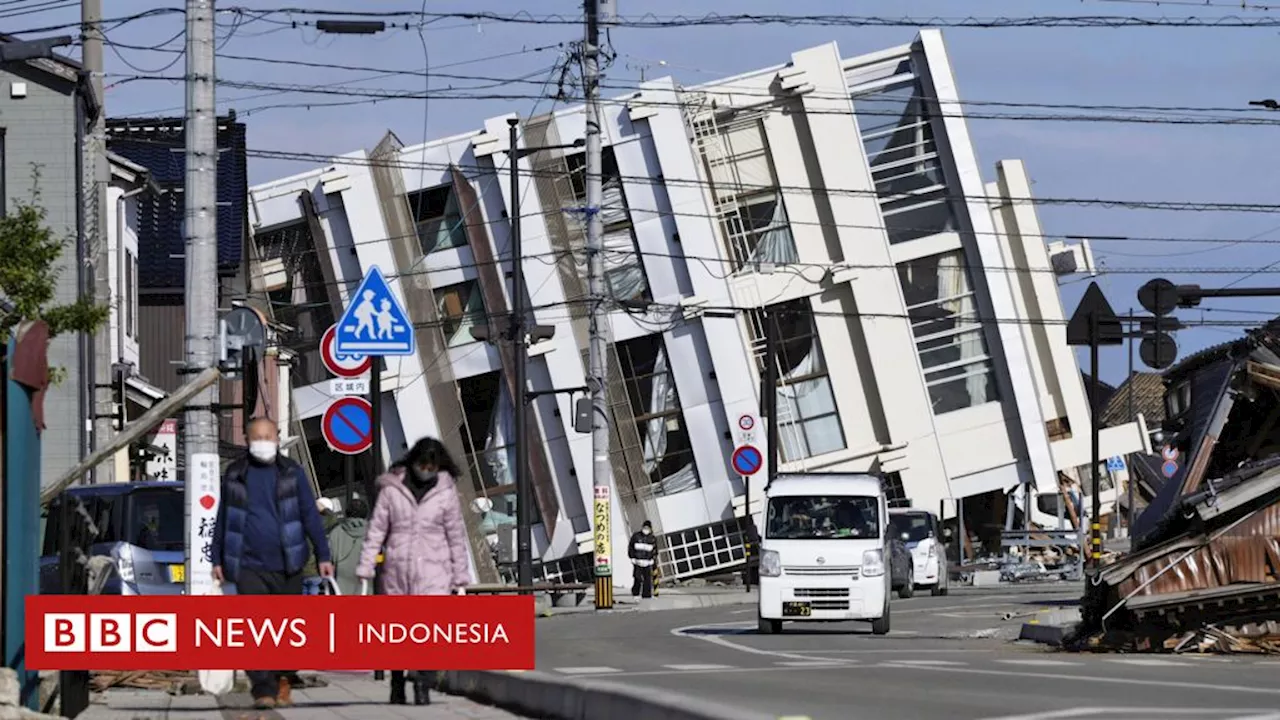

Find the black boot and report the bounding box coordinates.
[389,671,407,705]
[411,672,431,705]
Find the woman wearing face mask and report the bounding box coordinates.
[355,437,472,706]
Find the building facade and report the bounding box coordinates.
[0,37,97,488]
[249,30,1145,586]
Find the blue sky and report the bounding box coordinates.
[20,0,1280,385]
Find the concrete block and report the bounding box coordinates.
[970,570,1003,587]
[1019,621,1079,646]
[0,669,17,706]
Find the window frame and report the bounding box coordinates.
[408,184,467,256]
[433,279,486,347]
[615,333,701,495]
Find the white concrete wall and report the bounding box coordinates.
[105,182,140,370]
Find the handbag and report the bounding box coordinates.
[197,582,235,696]
[322,576,376,675]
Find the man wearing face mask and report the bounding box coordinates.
[210,417,333,710]
[628,520,657,599]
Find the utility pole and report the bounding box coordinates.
[83,0,114,483]
[182,0,221,596]
[584,0,613,610]
[508,118,534,591]
[1127,308,1136,535]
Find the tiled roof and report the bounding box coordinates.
[1101,372,1166,428]
[105,116,247,290]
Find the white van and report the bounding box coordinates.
[888,508,949,596]
[756,473,891,635]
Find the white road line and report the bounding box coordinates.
[780,648,979,655]
[670,621,849,663]
[886,663,1280,696]
[1225,714,1280,720]
[1107,658,1192,667]
[774,660,851,667]
[984,710,1280,720]
[887,659,968,666]
[661,663,734,671]
[994,659,1081,667]
[553,667,622,675]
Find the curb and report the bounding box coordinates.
[438,670,776,720]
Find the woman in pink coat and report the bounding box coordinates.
[356,437,472,705]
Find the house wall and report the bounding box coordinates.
[0,62,83,488]
[105,182,140,369]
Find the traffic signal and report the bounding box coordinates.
[1137,278,1179,369]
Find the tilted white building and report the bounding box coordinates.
[246,30,1146,587]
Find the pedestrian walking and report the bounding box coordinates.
[628,520,657,598]
[210,417,334,710]
[355,437,472,705]
[328,494,369,597]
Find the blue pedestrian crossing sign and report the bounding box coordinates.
[334,266,415,356]
[1106,456,1126,473]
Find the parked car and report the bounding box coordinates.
[41,481,186,595]
[887,531,915,599]
[889,508,950,597]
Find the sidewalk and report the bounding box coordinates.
[78,673,523,719]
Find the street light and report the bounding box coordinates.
[470,118,583,591]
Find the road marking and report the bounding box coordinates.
[1107,658,1191,667]
[885,662,1280,696]
[661,664,734,671]
[774,660,851,667]
[994,659,1081,667]
[553,667,622,675]
[780,648,979,655]
[887,659,968,666]
[983,709,1280,720]
[671,621,849,663]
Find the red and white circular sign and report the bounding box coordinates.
[738,414,755,431]
[321,324,372,378]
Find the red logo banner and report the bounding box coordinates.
[25,595,535,671]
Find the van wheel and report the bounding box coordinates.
[931,580,948,597]
[758,616,781,634]
[871,604,890,635]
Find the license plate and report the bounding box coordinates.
[782,601,812,617]
[168,564,185,583]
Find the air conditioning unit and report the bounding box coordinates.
[1046,239,1097,277]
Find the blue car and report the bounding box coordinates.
[41,481,187,596]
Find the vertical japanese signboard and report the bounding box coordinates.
[593,485,611,575]
[187,453,221,596]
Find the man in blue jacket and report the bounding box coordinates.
[211,417,333,710]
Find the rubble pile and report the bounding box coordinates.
[1071,327,1280,653]
[89,670,194,694]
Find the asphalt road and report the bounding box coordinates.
[535,585,1280,720]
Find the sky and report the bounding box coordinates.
[12,0,1280,386]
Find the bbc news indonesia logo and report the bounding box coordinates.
[26,596,534,671]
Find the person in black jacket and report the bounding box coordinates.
[628,521,656,598]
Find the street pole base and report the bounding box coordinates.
[594,575,613,609]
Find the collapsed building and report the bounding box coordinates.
[1077,322,1280,650]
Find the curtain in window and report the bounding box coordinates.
[640,346,698,495]
[482,386,516,489]
[937,253,987,402]
[748,197,800,266]
[604,226,646,301]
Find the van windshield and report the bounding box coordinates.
[766,495,879,540]
[890,512,933,543]
[127,488,185,552]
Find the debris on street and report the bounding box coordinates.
[1072,327,1280,653]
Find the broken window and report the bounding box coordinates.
[852,74,958,245]
[616,333,701,496]
[696,115,798,272]
[896,250,999,413]
[458,371,538,526]
[434,280,486,347]
[753,298,847,462]
[407,183,467,255]
[565,149,650,302]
